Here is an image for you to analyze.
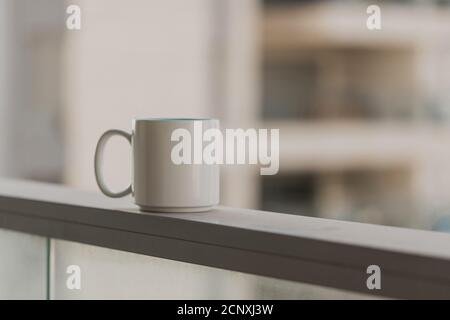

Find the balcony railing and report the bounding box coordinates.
[1,178,450,299]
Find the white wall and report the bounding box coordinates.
[220,0,261,208]
[63,0,218,191]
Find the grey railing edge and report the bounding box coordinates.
[1,178,450,299]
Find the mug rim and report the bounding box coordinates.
[133,117,218,122]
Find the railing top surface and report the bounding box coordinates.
[0,178,449,258]
[1,178,450,299]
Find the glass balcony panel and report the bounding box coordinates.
[51,239,375,299]
[0,228,48,299]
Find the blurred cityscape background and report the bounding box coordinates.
[2,0,450,232]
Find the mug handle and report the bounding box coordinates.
[94,129,132,198]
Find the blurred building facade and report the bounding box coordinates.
[1,0,450,230]
[0,0,64,182]
[260,0,450,229]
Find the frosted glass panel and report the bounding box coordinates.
[0,228,48,299]
[51,240,374,299]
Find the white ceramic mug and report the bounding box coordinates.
[94,118,220,212]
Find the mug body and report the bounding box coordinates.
[132,118,219,212]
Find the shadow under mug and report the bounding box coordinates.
[94,118,220,212]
